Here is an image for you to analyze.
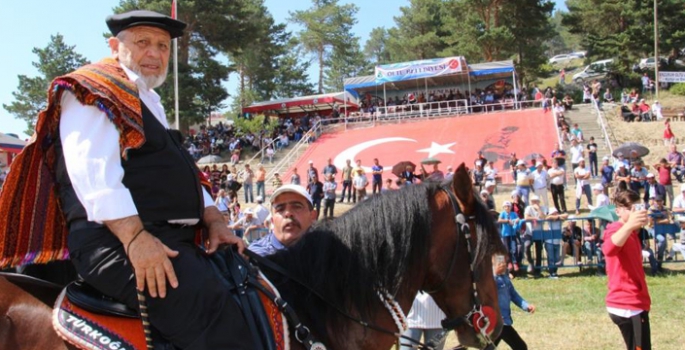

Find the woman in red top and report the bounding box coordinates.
[663,118,675,146]
[602,190,651,350]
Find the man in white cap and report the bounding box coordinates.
[252,196,270,226]
[589,184,610,210]
[523,194,545,276]
[229,208,263,239]
[643,173,666,206]
[515,160,533,205]
[532,161,550,211]
[249,184,317,256]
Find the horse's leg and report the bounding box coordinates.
[0,277,72,350]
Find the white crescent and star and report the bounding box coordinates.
[333,138,457,172]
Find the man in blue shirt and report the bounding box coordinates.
[600,156,615,193]
[371,158,383,195]
[249,184,317,256]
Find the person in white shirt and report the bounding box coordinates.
[532,162,550,212]
[671,184,685,216]
[574,159,593,214]
[652,100,664,120]
[252,196,270,226]
[590,184,610,209]
[569,139,585,183]
[400,293,447,350]
[352,168,369,201]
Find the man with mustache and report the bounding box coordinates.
[0,10,253,349]
[249,184,318,256]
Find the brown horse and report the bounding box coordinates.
[1,164,504,349]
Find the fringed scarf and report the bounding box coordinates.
[0,58,210,269]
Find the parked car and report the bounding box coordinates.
[572,59,614,84]
[569,51,587,59]
[549,54,573,64]
[637,57,685,71]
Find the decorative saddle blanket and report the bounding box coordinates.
[53,273,289,350]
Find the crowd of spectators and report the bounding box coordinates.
[184,114,319,165]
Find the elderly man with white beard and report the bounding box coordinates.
[0,10,253,349]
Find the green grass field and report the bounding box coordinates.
[441,264,685,349]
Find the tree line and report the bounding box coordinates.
[5,0,685,134]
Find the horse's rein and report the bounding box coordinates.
[245,250,443,350]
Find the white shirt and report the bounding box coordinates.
[673,194,685,210]
[532,169,548,189]
[406,293,446,329]
[570,145,584,164]
[59,63,213,223]
[574,167,590,187]
[548,167,565,185]
[252,204,270,226]
[595,193,610,207]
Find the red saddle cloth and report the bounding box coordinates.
[53,273,289,350]
[53,288,147,350]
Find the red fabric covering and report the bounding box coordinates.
[602,222,651,312]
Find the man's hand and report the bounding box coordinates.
[104,216,179,299]
[203,206,246,255]
[207,221,246,255]
[527,304,536,314]
[126,232,179,298]
[626,209,648,230]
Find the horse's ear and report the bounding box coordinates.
[451,163,475,212]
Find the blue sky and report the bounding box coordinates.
[0,0,566,138]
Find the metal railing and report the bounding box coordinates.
[591,97,616,156]
[261,121,322,193]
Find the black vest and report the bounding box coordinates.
[55,102,203,227]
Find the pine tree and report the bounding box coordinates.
[3,34,89,134]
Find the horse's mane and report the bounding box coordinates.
[266,181,500,340]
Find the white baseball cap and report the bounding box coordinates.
[618,163,626,168]
[602,156,609,161]
[256,195,264,203]
[535,162,543,167]
[646,173,655,178]
[308,160,314,164]
[244,208,253,215]
[592,183,604,191]
[503,201,512,207]
[530,194,540,202]
[516,160,525,166]
[270,184,313,206]
[480,189,489,195]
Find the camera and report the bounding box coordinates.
[632,203,646,211]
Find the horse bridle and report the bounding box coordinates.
[419,187,496,350]
[246,186,496,350]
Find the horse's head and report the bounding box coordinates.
[423,163,505,349]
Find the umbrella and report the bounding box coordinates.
[421,157,442,165]
[197,155,223,164]
[613,142,650,158]
[587,205,619,222]
[392,161,416,177]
